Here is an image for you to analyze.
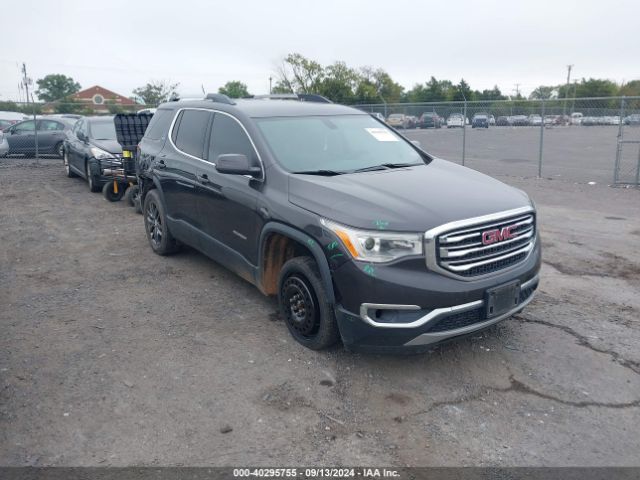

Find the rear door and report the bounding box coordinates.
[159,108,212,229]
[196,112,262,264]
[37,119,66,153]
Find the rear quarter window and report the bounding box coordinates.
[173,109,211,158]
[144,109,173,141]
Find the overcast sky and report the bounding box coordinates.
[2,0,638,102]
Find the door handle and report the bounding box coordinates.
[197,173,210,184]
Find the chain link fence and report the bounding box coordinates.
[354,96,640,186]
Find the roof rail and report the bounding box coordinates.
[204,93,236,105]
[252,93,333,104]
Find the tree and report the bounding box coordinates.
[529,85,558,100]
[317,62,359,104]
[476,86,506,101]
[355,67,404,104]
[132,80,179,106]
[575,78,618,98]
[619,80,640,97]
[219,81,250,98]
[406,77,453,102]
[35,74,81,102]
[449,79,473,101]
[54,97,83,114]
[275,53,324,93]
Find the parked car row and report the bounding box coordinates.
[0,110,153,158]
[372,110,640,130]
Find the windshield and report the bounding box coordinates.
[256,115,425,173]
[89,120,116,140]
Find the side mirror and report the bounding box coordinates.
[411,140,421,148]
[215,154,261,178]
[77,132,87,142]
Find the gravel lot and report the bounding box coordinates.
[1,157,639,466]
[404,125,640,185]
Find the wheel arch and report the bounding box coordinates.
[258,223,335,303]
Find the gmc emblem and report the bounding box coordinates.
[482,225,517,245]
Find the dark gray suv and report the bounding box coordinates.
[136,94,540,352]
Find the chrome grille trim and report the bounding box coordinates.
[425,206,536,281]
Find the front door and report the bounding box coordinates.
[197,112,262,265]
[6,120,36,153]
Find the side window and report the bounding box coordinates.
[72,120,82,135]
[39,120,63,131]
[144,109,173,141]
[171,111,183,144]
[173,110,211,158]
[15,120,36,132]
[208,114,257,165]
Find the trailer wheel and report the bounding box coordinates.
[102,181,125,202]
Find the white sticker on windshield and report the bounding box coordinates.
[365,128,399,142]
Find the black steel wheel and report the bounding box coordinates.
[282,275,320,338]
[278,256,339,350]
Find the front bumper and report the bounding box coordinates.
[332,240,541,353]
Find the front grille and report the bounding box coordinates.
[434,212,535,278]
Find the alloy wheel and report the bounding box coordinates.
[146,202,163,248]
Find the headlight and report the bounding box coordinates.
[90,146,116,160]
[321,219,423,263]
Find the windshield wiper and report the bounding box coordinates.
[379,162,422,168]
[351,165,389,173]
[292,169,344,176]
[352,162,421,173]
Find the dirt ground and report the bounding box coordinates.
[1,157,639,467]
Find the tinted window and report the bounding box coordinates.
[208,114,256,164]
[174,110,210,158]
[144,109,173,141]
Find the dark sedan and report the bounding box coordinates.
[472,114,489,128]
[418,112,442,129]
[2,117,76,157]
[63,116,122,192]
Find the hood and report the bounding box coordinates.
[288,158,532,232]
[90,139,122,155]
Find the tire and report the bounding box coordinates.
[102,181,125,202]
[143,189,179,255]
[54,142,64,158]
[278,256,339,350]
[123,184,140,207]
[86,160,101,192]
[63,150,77,178]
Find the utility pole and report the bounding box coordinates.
[513,83,521,98]
[21,63,38,161]
[269,76,273,94]
[563,64,573,116]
